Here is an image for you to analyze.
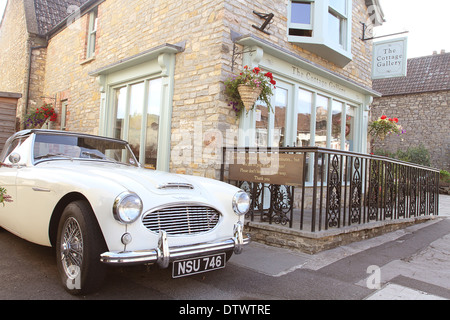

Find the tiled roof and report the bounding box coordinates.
[372,52,450,96]
[33,0,90,35]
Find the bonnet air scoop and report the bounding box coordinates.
[157,182,194,190]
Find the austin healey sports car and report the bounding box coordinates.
[0,129,250,295]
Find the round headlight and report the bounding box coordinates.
[232,190,250,216]
[113,192,143,224]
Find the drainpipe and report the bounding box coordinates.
[23,44,47,130]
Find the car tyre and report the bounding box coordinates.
[56,200,107,295]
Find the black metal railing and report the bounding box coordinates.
[221,147,440,232]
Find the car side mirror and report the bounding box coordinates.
[9,153,21,164]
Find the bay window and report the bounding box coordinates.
[288,0,353,67]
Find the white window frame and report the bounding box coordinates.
[288,0,315,35]
[108,77,162,169]
[61,100,68,131]
[287,0,353,67]
[86,8,98,59]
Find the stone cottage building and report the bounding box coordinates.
[0,0,385,178]
[371,51,450,171]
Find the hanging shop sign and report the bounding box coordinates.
[228,152,304,187]
[372,37,408,80]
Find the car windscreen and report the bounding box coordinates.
[33,134,138,166]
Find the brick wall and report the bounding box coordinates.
[370,90,450,171]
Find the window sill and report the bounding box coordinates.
[80,56,96,66]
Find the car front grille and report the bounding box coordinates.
[142,205,221,236]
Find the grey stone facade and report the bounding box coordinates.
[371,52,450,171]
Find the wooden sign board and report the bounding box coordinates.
[228,152,304,187]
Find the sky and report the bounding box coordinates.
[0,0,449,59]
[374,0,450,58]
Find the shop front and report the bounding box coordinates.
[235,35,379,157]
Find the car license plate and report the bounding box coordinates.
[172,253,226,278]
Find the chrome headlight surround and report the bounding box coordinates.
[232,190,250,216]
[113,192,143,224]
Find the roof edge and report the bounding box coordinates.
[45,0,104,39]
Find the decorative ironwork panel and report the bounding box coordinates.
[349,157,363,224]
[368,159,380,221]
[269,185,293,225]
[326,154,341,228]
[419,170,428,216]
[397,166,407,218]
[428,172,437,215]
[409,167,417,217]
[384,162,395,219]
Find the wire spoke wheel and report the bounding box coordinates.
[56,200,107,295]
[61,217,83,280]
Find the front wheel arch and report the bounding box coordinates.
[49,193,95,247]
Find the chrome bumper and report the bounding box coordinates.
[100,222,250,267]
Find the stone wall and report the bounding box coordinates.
[16,0,376,177]
[0,1,48,128]
[0,1,29,122]
[370,90,450,171]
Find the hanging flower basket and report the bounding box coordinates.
[237,84,262,112]
[224,66,276,117]
[23,103,57,129]
[368,115,404,141]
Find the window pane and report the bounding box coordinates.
[291,1,312,24]
[331,100,343,149]
[145,78,162,169]
[315,95,328,148]
[345,105,355,151]
[297,89,312,147]
[273,88,287,147]
[128,82,145,160]
[113,87,127,140]
[329,0,346,14]
[328,11,343,46]
[255,102,269,147]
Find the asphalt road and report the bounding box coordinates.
[0,225,372,301]
[1,198,449,308]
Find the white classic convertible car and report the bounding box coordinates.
[0,129,250,295]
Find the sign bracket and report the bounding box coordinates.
[360,22,408,41]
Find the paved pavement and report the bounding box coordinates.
[231,194,450,300]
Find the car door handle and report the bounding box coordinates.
[32,187,51,192]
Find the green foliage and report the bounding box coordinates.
[0,187,12,206]
[374,144,431,167]
[396,144,431,167]
[440,170,450,183]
